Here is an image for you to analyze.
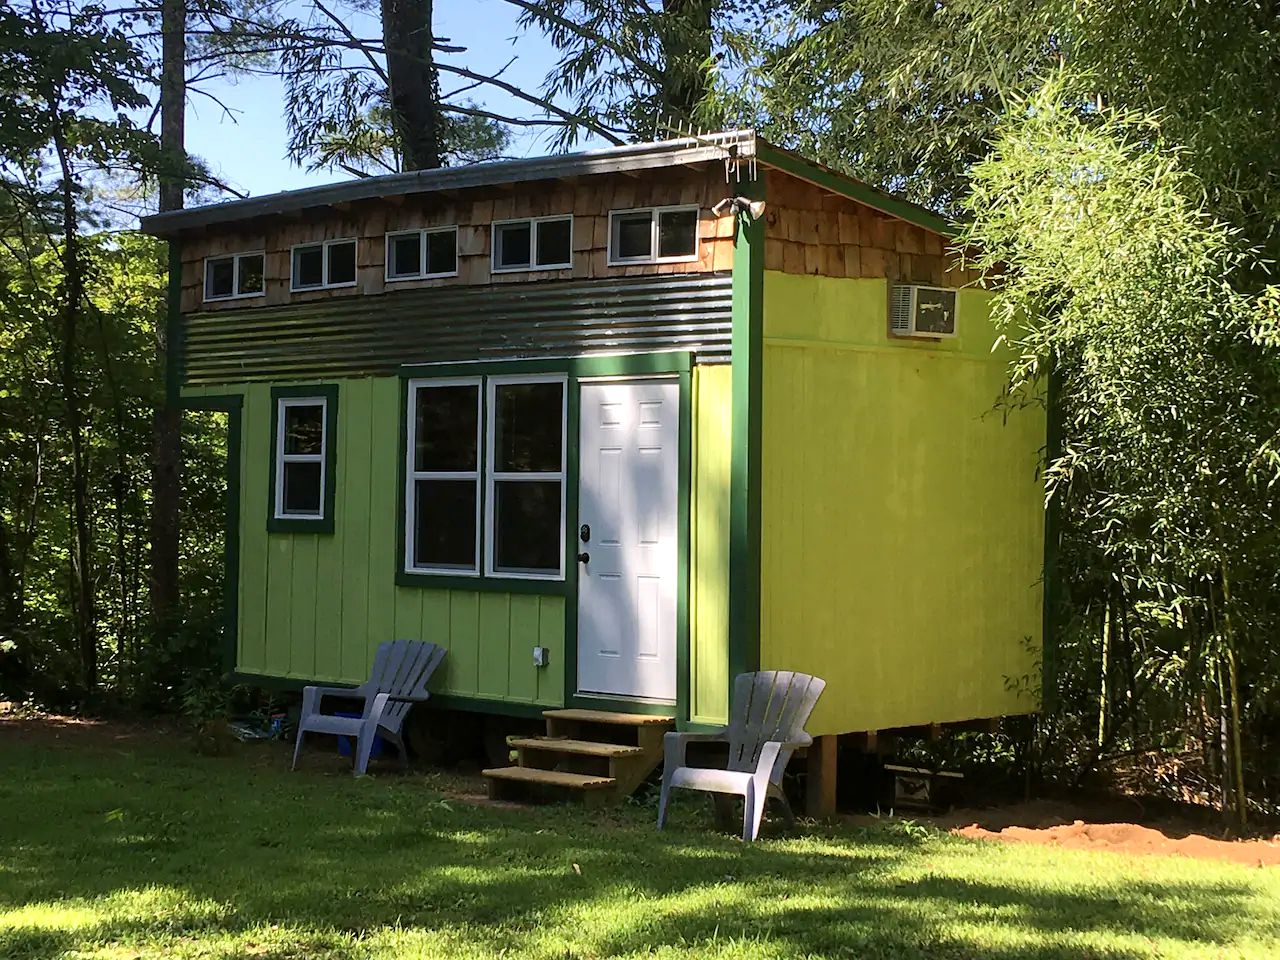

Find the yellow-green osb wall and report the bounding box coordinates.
[185,366,733,722]
[690,364,732,725]
[760,273,1045,737]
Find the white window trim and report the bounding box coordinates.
[384,226,459,282]
[289,238,359,292]
[484,373,568,581]
[202,251,266,303]
[274,397,327,520]
[490,215,574,273]
[404,377,483,577]
[607,204,701,266]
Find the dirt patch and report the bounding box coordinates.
[0,705,182,748]
[922,799,1280,867]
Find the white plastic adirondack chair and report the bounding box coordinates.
[657,671,826,841]
[291,639,446,777]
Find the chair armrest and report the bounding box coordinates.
[663,728,729,772]
[383,692,431,704]
[757,738,812,785]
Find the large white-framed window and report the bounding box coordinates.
[607,204,701,265]
[290,238,358,291]
[203,251,265,302]
[491,215,573,273]
[485,374,567,579]
[274,397,328,520]
[385,226,459,281]
[404,378,483,575]
[403,373,567,581]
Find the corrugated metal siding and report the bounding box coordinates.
[182,274,734,385]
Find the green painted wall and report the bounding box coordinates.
[185,377,565,705]
[689,364,732,725]
[759,273,1044,737]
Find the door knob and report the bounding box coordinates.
[576,551,590,564]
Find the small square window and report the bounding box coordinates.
[204,251,265,302]
[492,216,573,272]
[535,218,572,267]
[658,209,699,259]
[608,206,700,265]
[425,228,457,276]
[327,240,356,285]
[388,232,421,279]
[495,221,532,269]
[292,239,357,291]
[292,245,324,289]
[613,213,652,261]
[205,257,235,299]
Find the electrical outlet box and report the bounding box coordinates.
[533,646,549,667]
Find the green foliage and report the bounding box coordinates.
[961,81,1280,817]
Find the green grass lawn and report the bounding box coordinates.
[1,724,1277,960]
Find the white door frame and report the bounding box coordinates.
[572,372,687,707]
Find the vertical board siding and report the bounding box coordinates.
[220,377,564,703]
[690,365,733,725]
[759,273,1045,737]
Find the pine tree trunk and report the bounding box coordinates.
[381,0,442,170]
[659,0,714,123]
[50,108,97,694]
[150,0,185,647]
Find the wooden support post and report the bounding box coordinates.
[806,735,838,818]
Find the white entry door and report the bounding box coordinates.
[576,379,680,702]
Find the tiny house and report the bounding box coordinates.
[141,131,1044,805]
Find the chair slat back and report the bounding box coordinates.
[367,640,446,730]
[726,671,826,775]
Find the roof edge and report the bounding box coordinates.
[140,130,759,236]
[754,140,954,238]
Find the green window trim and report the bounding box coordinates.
[267,383,339,534]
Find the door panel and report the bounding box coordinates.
[577,380,679,701]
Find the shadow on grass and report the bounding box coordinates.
[0,736,1274,960]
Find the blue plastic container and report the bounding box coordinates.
[333,710,389,759]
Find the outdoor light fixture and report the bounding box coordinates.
[712,196,767,220]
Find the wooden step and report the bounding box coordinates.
[482,766,616,790]
[541,708,675,727]
[509,736,645,758]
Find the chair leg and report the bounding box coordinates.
[772,784,797,828]
[291,729,306,771]
[744,781,767,842]
[656,779,672,829]
[353,727,377,778]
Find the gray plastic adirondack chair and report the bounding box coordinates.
[291,639,446,777]
[657,671,826,841]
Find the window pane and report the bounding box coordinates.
[205,257,234,298]
[614,212,652,260]
[293,245,323,288]
[425,229,457,275]
[658,209,699,258]
[494,381,563,473]
[389,233,421,278]
[414,385,478,471]
[493,481,561,574]
[414,479,477,569]
[535,218,571,266]
[282,461,322,515]
[327,240,356,284]
[283,403,324,455]
[914,288,957,335]
[237,253,264,294]
[496,222,531,268]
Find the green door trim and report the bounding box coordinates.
[728,181,766,688]
[181,393,243,676]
